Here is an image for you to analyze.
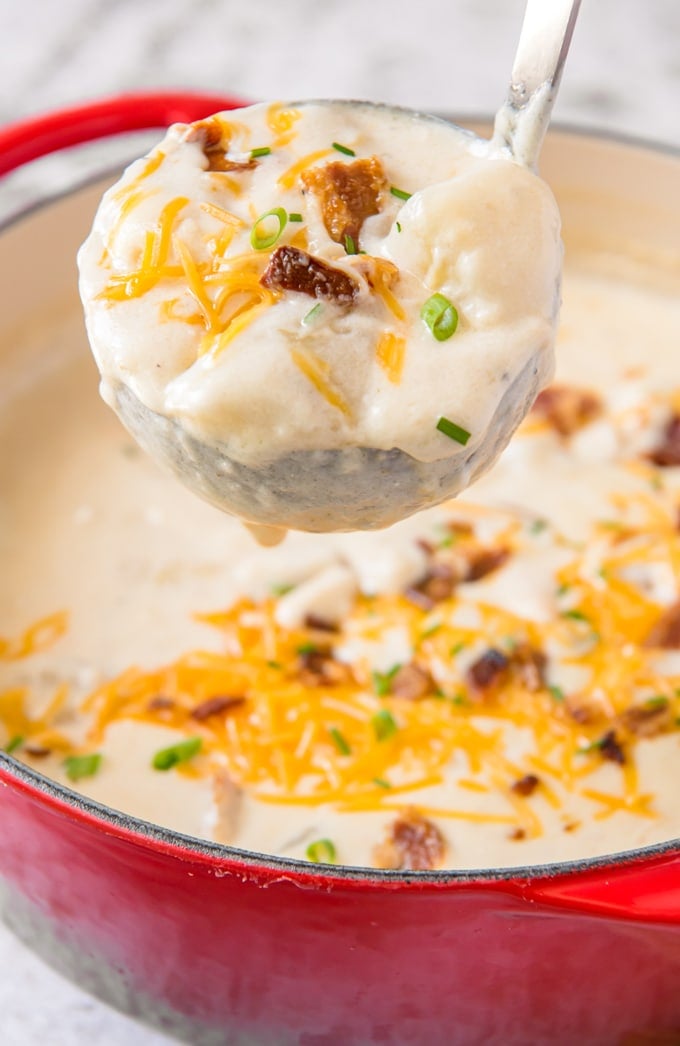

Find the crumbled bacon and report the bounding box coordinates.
[509,827,527,841]
[405,563,456,609]
[463,546,510,583]
[190,695,246,721]
[511,773,540,797]
[620,701,673,738]
[597,729,626,765]
[648,414,680,467]
[297,648,352,687]
[301,156,387,247]
[509,643,547,692]
[304,613,339,633]
[390,662,434,701]
[185,118,257,173]
[465,648,510,694]
[23,745,51,758]
[261,245,358,305]
[531,384,602,437]
[644,600,680,648]
[373,808,446,870]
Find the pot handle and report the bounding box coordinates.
[518,849,680,923]
[0,91,249,177]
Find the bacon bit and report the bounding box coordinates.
[390,662,434,701]
[261,245,358,305]
[405,564,457,609]
[303,614,339,633]
[511,773,540,797]
[190,695,246,721]
[465,649,510,694]
[620,702,673,738]
[373,808,446,870]
[297,649,352,688]
[23,746,51,758]
[509,827,527,841]
[563,821,580,833]
[463,546,510,583]
[644,600,680,648]
[648,414,680,467]
[147,695,175,712]
[531,384,602,437]
[301,157,387,247]
[211,770,243,845]
[509,644,547,692]
[186,118,257,173]
[566,698,598,725]
[598,729,626,765]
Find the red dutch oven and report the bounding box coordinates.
[0,93,678,1046]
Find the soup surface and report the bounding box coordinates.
[1,246,680,870]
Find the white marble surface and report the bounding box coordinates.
[0,1,678,1043]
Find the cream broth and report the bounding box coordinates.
[77,101,561,532]
[2,254,680,870]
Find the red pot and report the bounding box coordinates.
[0,94,678,1046]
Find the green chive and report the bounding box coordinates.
[5,735,24,755]
[373,776,391,789]
[390,186,411,201]
[395,221,402,233]
[302,302,323,325]
[250,146,272,159]
[451,693,467,706]
[645,695,669,709]
[266,660,283,670]
[421,293,459,341]
[152,737,202,771]
[372,708,398,742]
[288,212,303,222]
[64,753,102,782]
[530,518,548,535]
[271,582,294,596]
[562,609,590,624]
[371,664,401,697]
[306,838,337,863]
[332,142,355,156]
[450,642,465,657]
[329,727,351,756]
[344,233,357,255]
[436,416,471,445]
[296,641,318,655]
[250,207,288,250]
[420,620,442,638]
[548,684,565,702]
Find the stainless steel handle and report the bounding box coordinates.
[492,0,582,168]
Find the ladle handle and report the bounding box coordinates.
[492,0,582,168]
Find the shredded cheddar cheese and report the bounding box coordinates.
[376,332,406,384]
[290,348,352,417]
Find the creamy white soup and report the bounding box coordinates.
[1,246,680,870]
[77,101,561,532]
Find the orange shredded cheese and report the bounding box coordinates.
[266,103,301,148]
[278,149,334,190]
[376,331,406,384]
[290,348,352,417]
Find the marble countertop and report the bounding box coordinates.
[0,1,678,1043]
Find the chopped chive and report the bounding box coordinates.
[548,684,565,702]
[152,737,202,771]
[306,838,337,863]
[372,708,398,742]
[266,660,283,670]
[645,695,669,709]
[332,142,355,156]
[271,582,294,596]
[250,146,272,159]
[562,609,590,624]
[344,233,357,255]
[451,692,468,706]
[64,753,102,782]
[371,664,401,697]
[450,641,465,657]
[420,620,442,638]
[250,206,288,250]
[302,302,323,325]
[395,221,402,233]
[373,776,392,789]
[530,518,548,535]
[390,186,411,201]
[436,416,471,445]
[329,727,351,756]
[5,735,24,754]
[296,641,318,655]
[288,212,303,222]
[421,293,459,341]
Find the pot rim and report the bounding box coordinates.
[0,93,678,893]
